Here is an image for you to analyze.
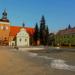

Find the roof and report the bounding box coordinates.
[57,27,75,35]
[10,26,35,36]
[0,19,9,22]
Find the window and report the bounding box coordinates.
[68,40,70,43]
[4,37,7,40]
[6,26,8,30]
[25,39,27,42]
[1,26,3,30]
[71,34,75,38]
[64,35,69,38]
[19,38,22,42]
[3,26,6,30]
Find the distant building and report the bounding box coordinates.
[55,26,75,46]
[0,10,35,46]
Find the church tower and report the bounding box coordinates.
[0,9,10,45]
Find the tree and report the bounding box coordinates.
[49,33,55,46]
[45,25,49,45]
[40,15,46,45]
[33,23,40,45]
[68,24,71,29]
[33,15,50,46]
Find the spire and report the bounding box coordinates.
[2,9,7,19]
[0,9,9,22]
[20,22,26,31]
[22,22,25,27]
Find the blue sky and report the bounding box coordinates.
[0,0,75,32]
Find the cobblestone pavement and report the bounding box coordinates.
[0,46,75,75]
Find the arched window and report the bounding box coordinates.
[3,26,6,30]
[25,39,27,42]
[4,37,7,41]
[19,38,22,42]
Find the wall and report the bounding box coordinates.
[0,22,10,45]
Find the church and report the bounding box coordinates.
[0,10,35,46]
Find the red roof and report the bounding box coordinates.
[57,27,75,35]
[10,26,35,36]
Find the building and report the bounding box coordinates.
[0,10,35,46]
[16,28,29,47]
[55,26,75,46]
[0,10,10,45]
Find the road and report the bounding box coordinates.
[0,46,75,75]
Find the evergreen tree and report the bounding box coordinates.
[40,15,48,45]
[45,25,49,45]
[33,15,49,45]
[49,33,55,46]
[68,24,71,29]
[33,23,39,45]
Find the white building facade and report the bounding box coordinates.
[16,28,29,47]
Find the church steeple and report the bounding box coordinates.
[22,22,25,27]
[2,9,7,19]
[0,9,9,22]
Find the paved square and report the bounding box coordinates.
[0,46,75,75]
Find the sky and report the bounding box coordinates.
[0,0,75,33]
